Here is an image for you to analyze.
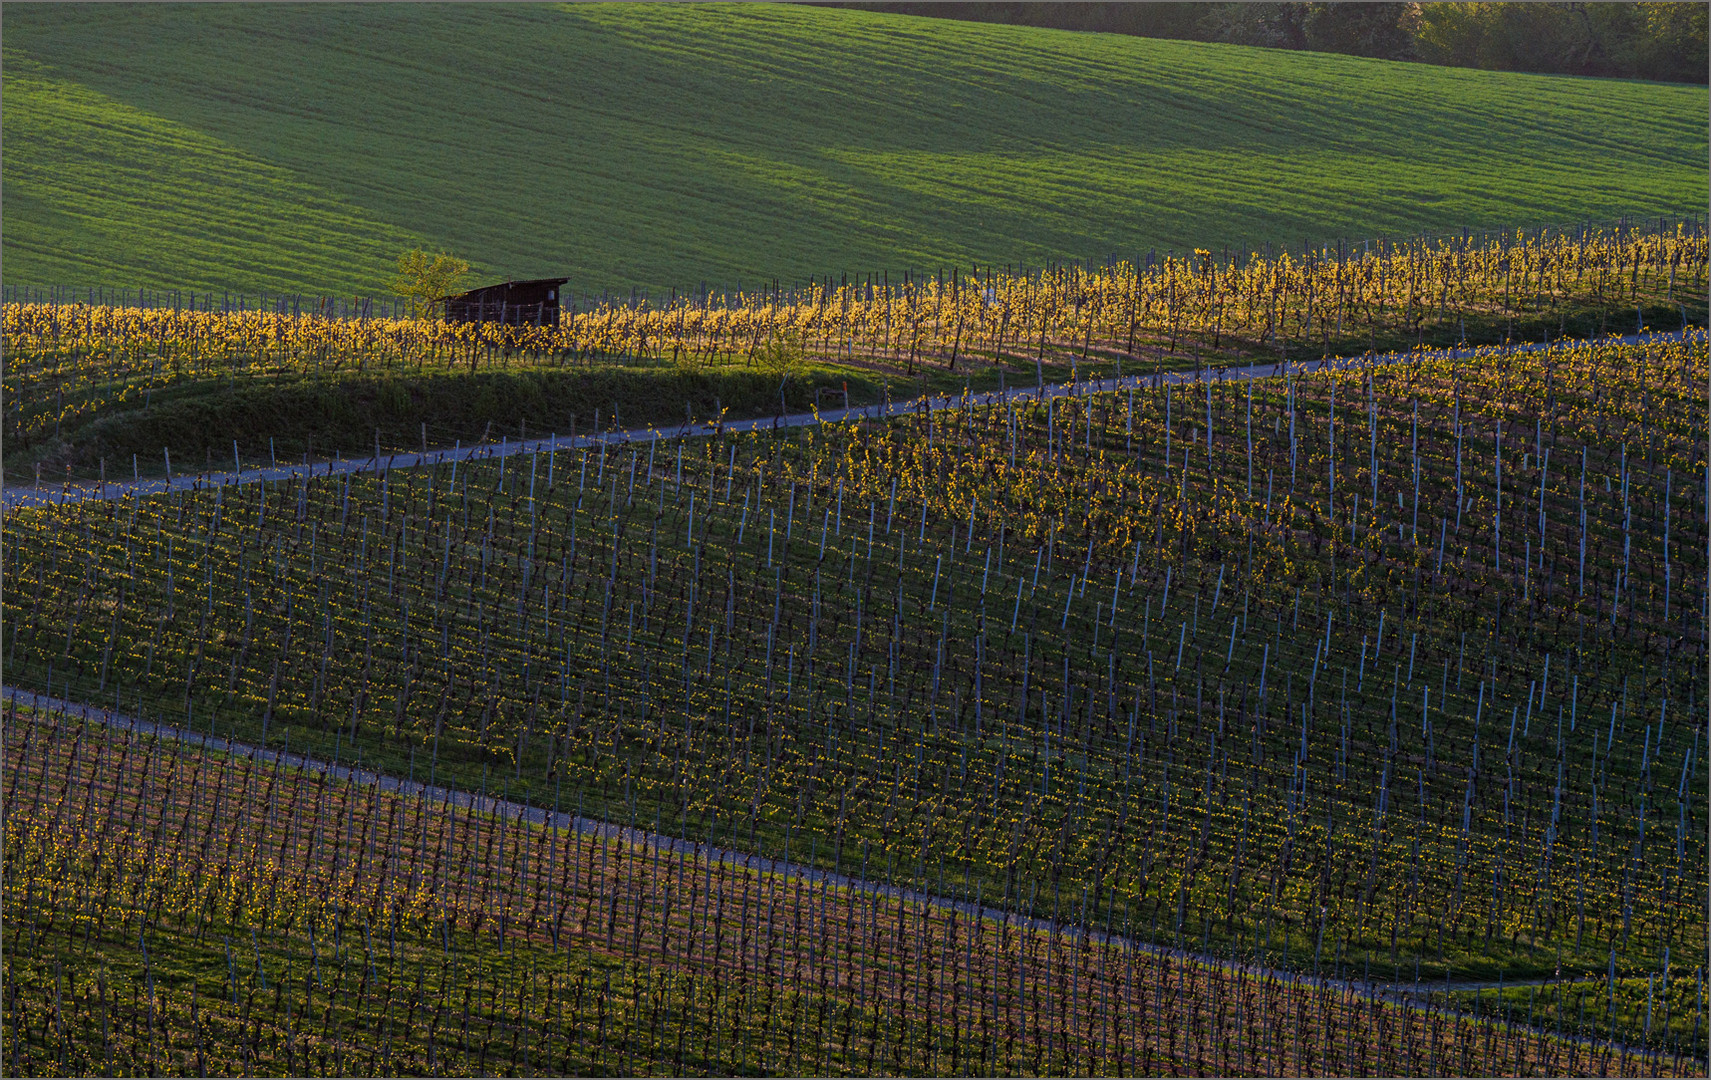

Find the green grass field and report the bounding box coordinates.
[4,2,1705,297]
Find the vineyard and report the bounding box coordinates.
[5,222,1706,487]
[5,320,1707,1072]
[3,704,1697,1077]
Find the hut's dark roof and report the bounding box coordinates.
[445,277,569,301]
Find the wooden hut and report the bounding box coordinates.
[443,278,569,325]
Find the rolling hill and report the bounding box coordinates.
[3,2,1706,297]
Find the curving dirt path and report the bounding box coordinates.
[5,329,1702,512]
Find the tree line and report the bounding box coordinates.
[816,3,1709,85]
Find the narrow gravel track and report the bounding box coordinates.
[2,684,1673,1064]
[6,329,1700,511]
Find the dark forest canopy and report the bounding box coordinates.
[816,2,1710,84]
